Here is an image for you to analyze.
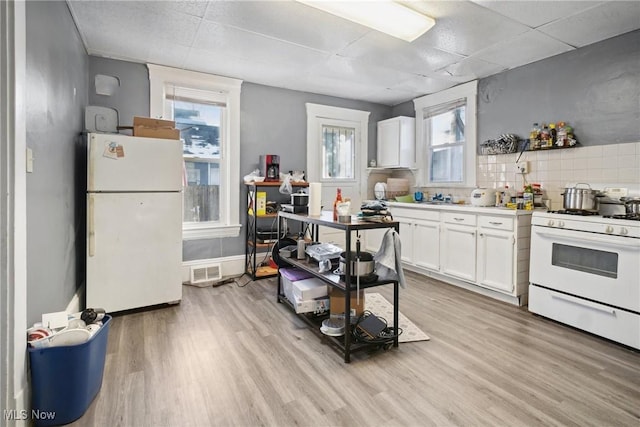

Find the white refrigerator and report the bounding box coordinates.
[86,132,183,313]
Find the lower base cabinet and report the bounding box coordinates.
[412,219,440,271]
[477,228,515,293]
[388,205,531,305]
[441,223,477,282]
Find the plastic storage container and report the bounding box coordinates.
[28,315,112,426]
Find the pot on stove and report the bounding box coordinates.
[561,183,602,211]
[621,197,640,214]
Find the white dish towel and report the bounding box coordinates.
[374,228,406,288]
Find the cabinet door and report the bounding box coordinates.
[397,218,413,264]
[364,228,387,253]
[477,228,515,293]
[441,224,476,281]
[377,119,401,167]
[413,219,439,271]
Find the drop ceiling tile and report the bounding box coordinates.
[469,1,604,28]
[184,48,303,89]
[69,1,200,48]
[364,88,422,106]
[202,1,370,53]
[404,1,531,56]
[434,57,508,82]
[338,30,464,75]
[312,55,416,88]
[142,0,209,18]
[538,1,640,47]
[391,75,457,97]
[472,30,575,69]
[193,20,329,69]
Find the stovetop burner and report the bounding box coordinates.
[548,210,599,216]
[603,213,640,221]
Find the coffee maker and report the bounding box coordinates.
[260,154,280,182]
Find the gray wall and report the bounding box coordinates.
[87,57,393,260]
[390,30,640,149]
[478,30,639,146]
[26,1,88,324]
[88,57,149,126]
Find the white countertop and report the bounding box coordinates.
[386,201,539,216]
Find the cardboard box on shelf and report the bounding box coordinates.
[330,288,365,317]
[133,116,180,140]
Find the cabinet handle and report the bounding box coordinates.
[453,217,465,221]
[489,221,503,225]
[479,233,484,237]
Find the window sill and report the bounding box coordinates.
[182,223,242,241]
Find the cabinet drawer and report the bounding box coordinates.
[478,215,514,231]
[391,207,439,222]
[442,212,476,226]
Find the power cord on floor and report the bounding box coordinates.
[351,310,403,344]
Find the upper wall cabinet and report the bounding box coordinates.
[377,116,415,168]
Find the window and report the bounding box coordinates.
[322,125,355,179]
[414,81,477,187]
[148,65,242,239]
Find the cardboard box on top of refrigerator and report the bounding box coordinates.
[133,116,180,140]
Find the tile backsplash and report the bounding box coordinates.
[368,142,640,210]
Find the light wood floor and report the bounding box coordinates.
[71,272,639,426]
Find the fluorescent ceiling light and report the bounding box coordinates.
[298,1,435,42]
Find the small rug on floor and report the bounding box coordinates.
[364,293,430,343]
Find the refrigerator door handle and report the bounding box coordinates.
[88,195,96,257]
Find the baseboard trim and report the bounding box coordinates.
[404,264,523,306]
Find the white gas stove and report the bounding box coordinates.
[528,190,640,350]
[531,211,640,239]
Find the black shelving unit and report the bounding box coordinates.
[276,210,400,363]
[245,181,308,280]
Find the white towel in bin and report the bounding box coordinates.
[374,228,406,288]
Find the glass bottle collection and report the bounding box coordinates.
[529,122,577,149]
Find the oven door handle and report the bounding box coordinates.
[551,293,616,315]
[534,228,640,250]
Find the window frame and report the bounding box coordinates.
[148,64,242,240]
[414,80,477,188]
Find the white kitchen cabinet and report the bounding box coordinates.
[388,207,439,267]
[377,116,415,168]
[441,212,476,282]
[441,223,476,282]
[413,219,440,271]
[386,202,532,306]
[477,229,514,292]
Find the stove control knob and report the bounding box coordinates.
[558,221,565,228]
[620,227,628,235]
[547,220,554,226]
[605,225,614,234]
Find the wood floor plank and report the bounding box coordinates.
[68,271,639,426]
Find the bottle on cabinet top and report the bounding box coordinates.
[333,188,343,221]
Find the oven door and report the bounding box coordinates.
[530,226,640,313]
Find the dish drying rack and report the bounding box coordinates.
[480,134,521,155]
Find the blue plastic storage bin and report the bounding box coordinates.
[28,315,111,426]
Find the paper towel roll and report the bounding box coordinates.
[309,182,322,216]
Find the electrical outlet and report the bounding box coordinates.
[515,161,528,174]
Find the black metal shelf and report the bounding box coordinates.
[244,182,308,280]
[277,294,394,356]
[276,210,400,363]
